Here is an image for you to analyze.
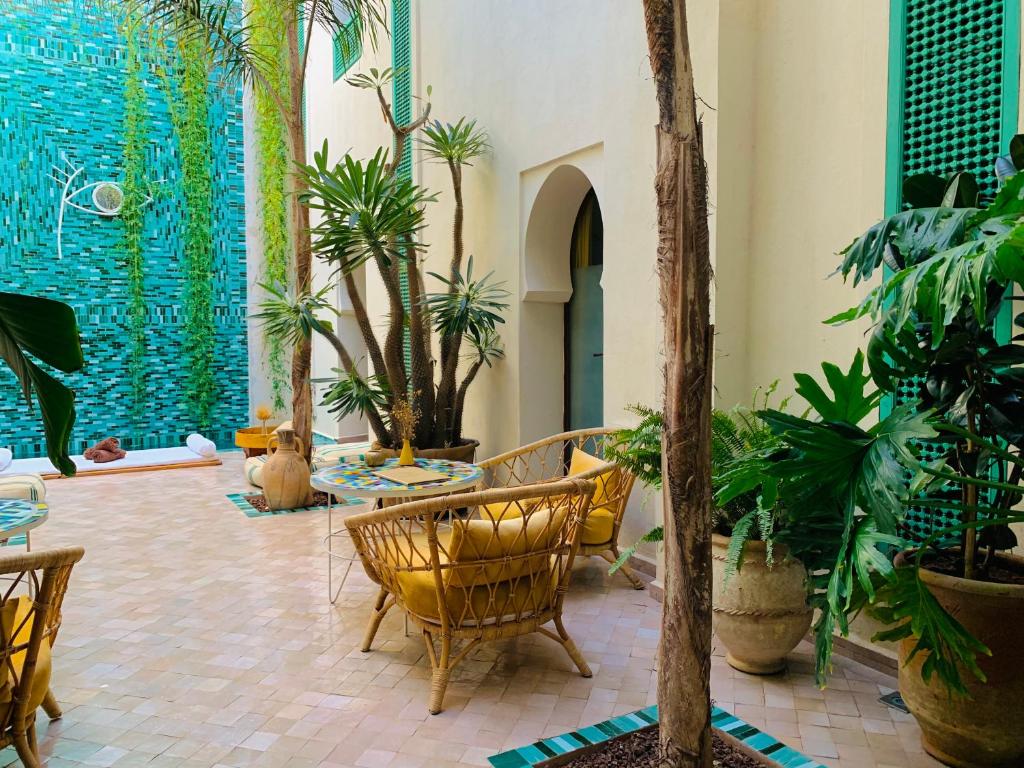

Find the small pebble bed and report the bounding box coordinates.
[559,727,767,768]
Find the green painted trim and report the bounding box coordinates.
[998,0,1020,344]
[880,0,907,418]
[391,0,413,374]
[333,17,363,81]
[883,0,908,219]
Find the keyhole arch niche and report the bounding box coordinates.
[518,147,605,444]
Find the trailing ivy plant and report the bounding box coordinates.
[121,10,150,428]
[249,0,291,411]
[175,35,216,429]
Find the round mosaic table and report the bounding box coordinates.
[310,458,484,603]
[0,499,48,550]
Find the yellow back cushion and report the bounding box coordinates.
[0,596,51,711]
[568,448,619,514]
[447,505,568,588]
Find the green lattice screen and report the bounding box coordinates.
[333,15,362,80]
[392,0,413,373]
[885,0,1020,542]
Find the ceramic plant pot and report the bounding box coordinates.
[373,438,480,463]
[262,429,313,510]
[712,533,812,674]
[894,550,1024,768]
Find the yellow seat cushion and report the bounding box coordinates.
[0,596,51,713]
[394,508,566,625]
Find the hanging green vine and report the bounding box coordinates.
[174,35,217,429]
[121,11,149,427]
[250,0,291,411]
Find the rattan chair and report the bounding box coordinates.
[0,546,84,768]
[346,480,596,714]
[476,429,643,589]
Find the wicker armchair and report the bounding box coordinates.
[476,429,643,589]
[346,480,596,714]
[0,546,84,768]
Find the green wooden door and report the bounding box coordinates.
[565,191,604,431]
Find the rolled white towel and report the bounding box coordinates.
[0,448,11,472]
[186,433,217,458]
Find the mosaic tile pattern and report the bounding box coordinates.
[225,491,362,519]
[312,458,484,495]
[488,705,827,768]
[0,1,248,459]
[7,454,941,768]
[0,498,48,537]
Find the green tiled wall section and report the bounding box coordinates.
[0,2,248,458]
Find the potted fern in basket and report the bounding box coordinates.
[610,390,812,674]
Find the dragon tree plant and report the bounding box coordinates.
[757,137,1024,696]
[258,68,507,449]
[134,0,387,459]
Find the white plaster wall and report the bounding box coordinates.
[729,1,889,406]
[301,1,892,564]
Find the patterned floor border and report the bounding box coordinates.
[487,705,826,768]
[225,492,363,518]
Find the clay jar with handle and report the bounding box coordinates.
[262,429,314,510]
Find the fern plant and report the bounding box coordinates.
[608,390,790,580]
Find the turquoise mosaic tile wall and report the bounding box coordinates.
[0,2,248,458]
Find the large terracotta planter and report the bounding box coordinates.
[712,533,811,674]
[894,550,1024,768]
[372,438,479,463]
[262,429,314,510]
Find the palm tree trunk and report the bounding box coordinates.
[433,162,464,445]
[643,1,714,766]
[286,8,313,463]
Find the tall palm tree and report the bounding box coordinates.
[135,0,387,459]
[642,1,715,766]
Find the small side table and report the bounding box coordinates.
[0,499,48,550]
[310,458,484,603]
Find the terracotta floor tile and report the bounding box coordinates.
[9,454,933,767]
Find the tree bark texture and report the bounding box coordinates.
[643,1,715,766]
[286,7,314,463]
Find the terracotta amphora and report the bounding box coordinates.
[263,429,313,510]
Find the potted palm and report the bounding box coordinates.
[759,138,1024,768]
[257,71,506,459]
[610,396,812,675]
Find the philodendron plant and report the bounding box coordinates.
[256,69,508,450]
[758,136,1024,694]
[0,292,83,475]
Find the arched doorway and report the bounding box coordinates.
[519,156,604,444]
[564,190,603,431]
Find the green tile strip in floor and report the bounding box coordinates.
[226,492,363,518]
[488,705,826,768]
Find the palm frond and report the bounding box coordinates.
[321,368,390,418]
[419,118,489,166]
[299,143,436,273]
[252,282,336,348]
[423,256,509,341]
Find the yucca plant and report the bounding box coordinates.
[279,69,507,450]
